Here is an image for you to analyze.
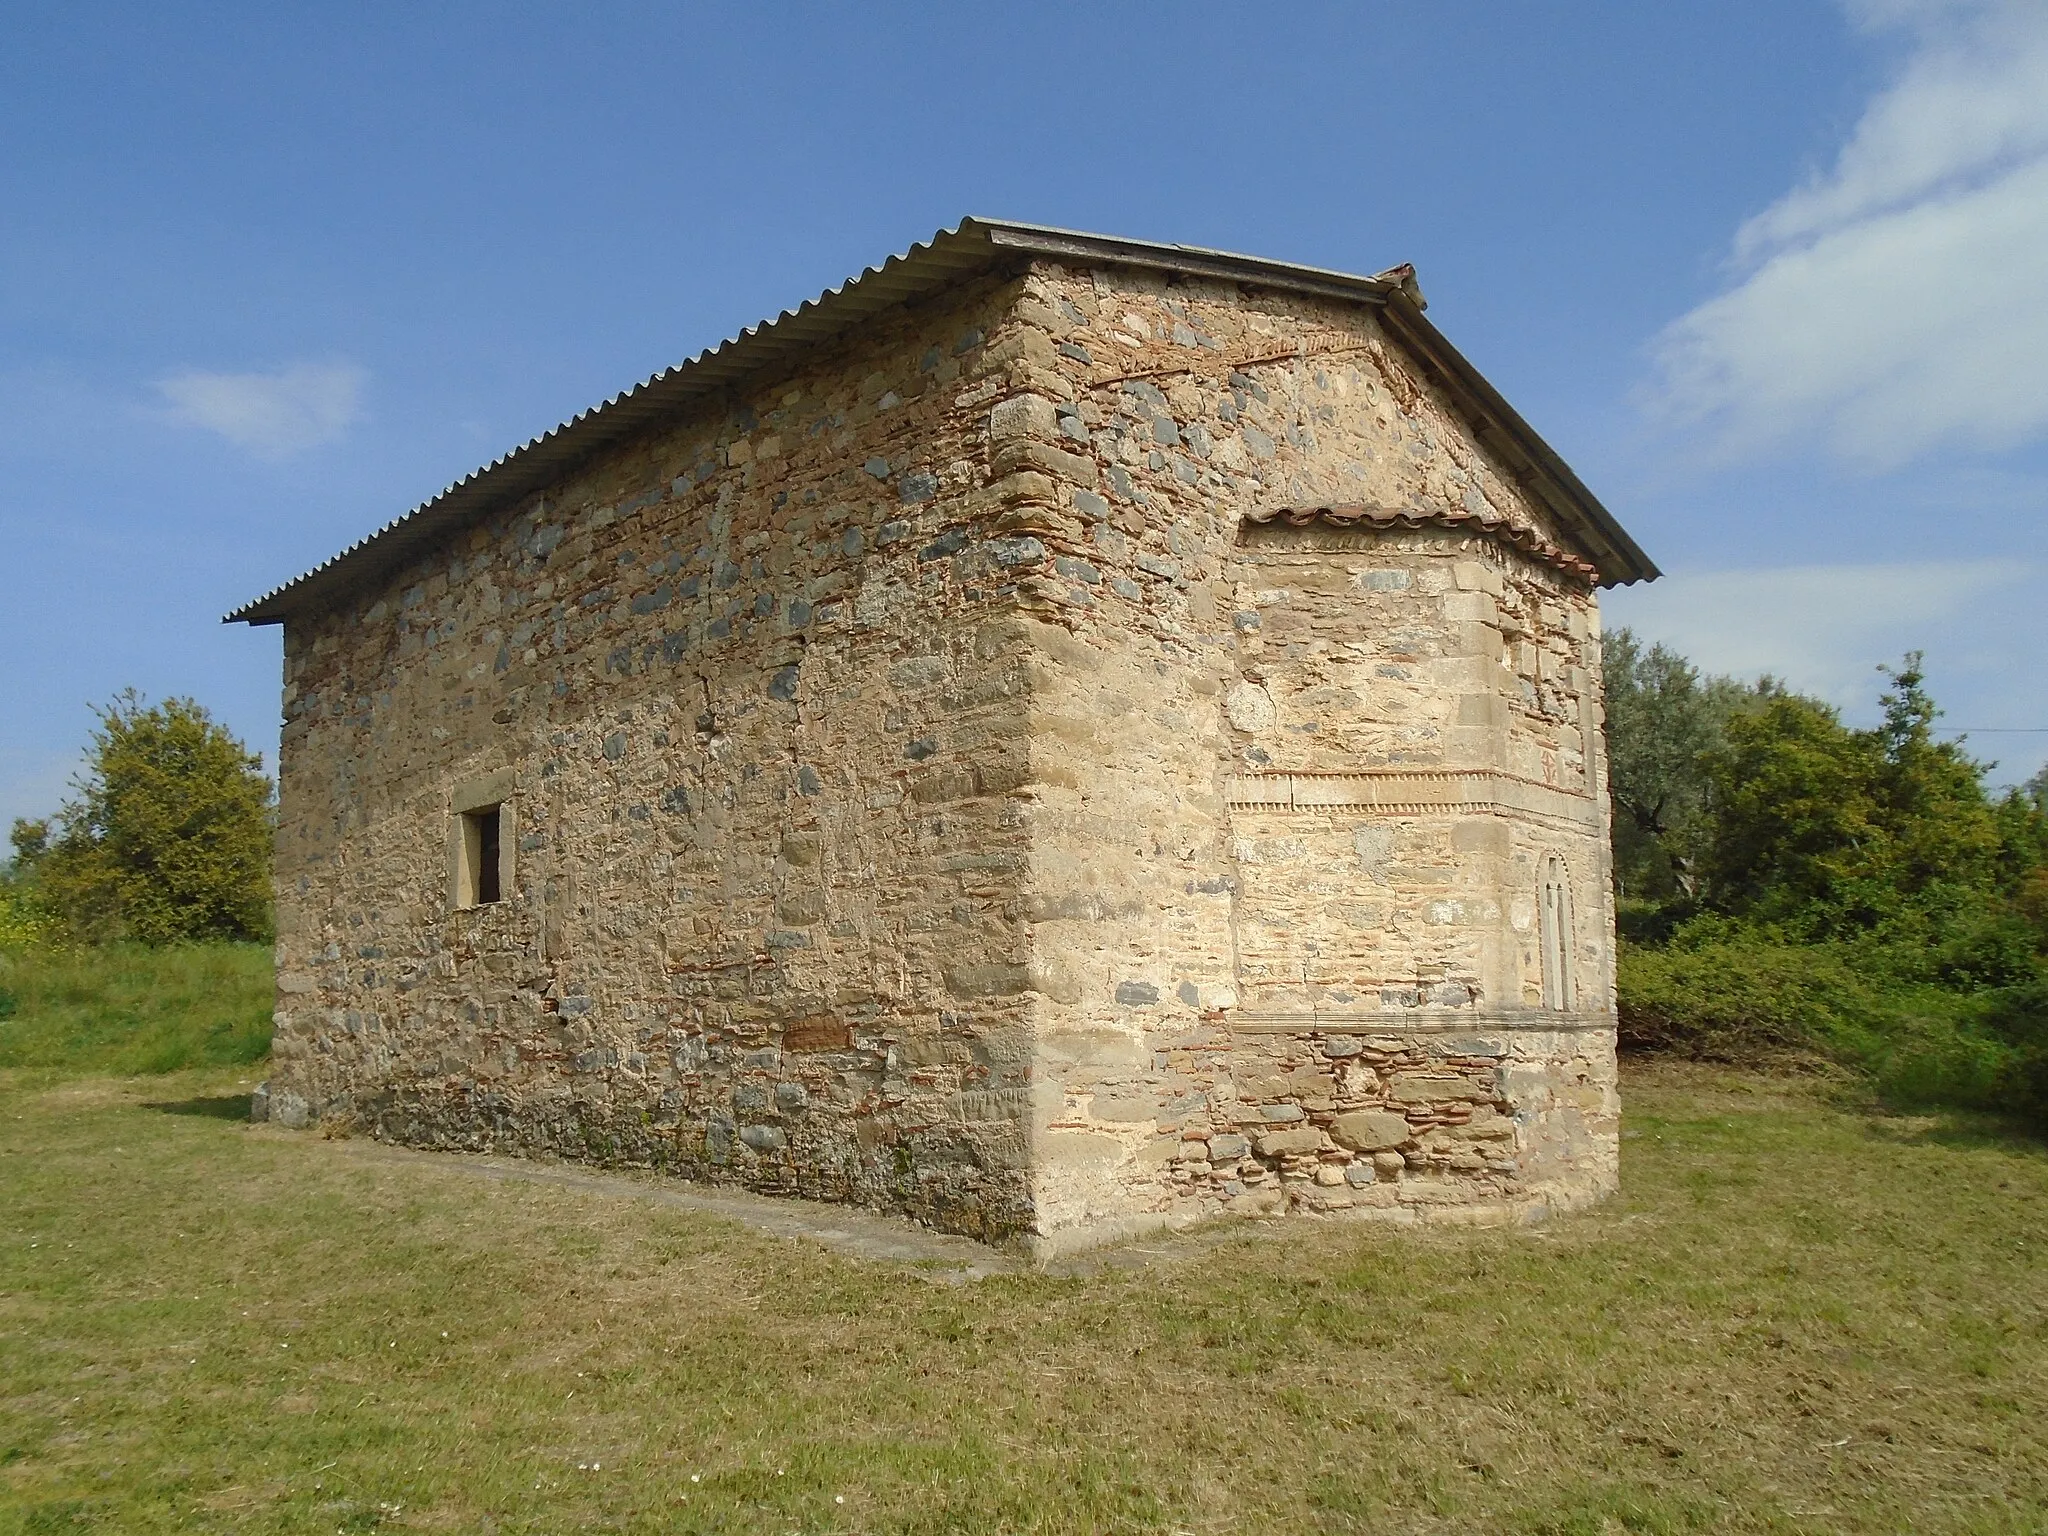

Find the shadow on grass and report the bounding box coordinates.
[1626,1052,2046,1155]
[141,1094,252,1122]
[1861,1105,2047,1156]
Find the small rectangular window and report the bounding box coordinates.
[459,804,504,907]
[449,770,515,912]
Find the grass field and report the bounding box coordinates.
[0,943,271,1077]
[2,1062,2043,1534]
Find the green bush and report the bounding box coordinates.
[1617,923,2042,1128]
[0,941,273,1077]
[0,883,52,950]
[1618,929,1870,1059]
[1979,979,2048,1129]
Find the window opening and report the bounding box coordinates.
[1538,854,1572,1011]
[461,804,504,907]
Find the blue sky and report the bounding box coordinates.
[4,0,2045,830]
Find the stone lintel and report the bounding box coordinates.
[450,767,517,814]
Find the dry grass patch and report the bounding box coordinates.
[2,1060,2044,1534]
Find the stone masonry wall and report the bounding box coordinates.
[264,252,1623,1253]
[977,263,1621,1249]
[271,272,1079,1241]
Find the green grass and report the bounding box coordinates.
[0,942,272,1077]
[1,1058,2044,1534]
[0,948,2041,1530]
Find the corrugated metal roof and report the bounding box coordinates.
[226,217,1654,625]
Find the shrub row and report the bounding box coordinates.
[1618,929,2048,1128]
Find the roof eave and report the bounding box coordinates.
[226,218,1653,625]
[1374,291,1659,587]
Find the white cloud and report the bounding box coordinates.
[1651,0,2048,469]
[1602,558,2029,706]
[156,361,365,456]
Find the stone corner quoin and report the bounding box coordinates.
[250,234,1639,1255]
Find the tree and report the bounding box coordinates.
[2026,763,2048,810]
[35,692,275,944]
[1870,654,2003,899]
[8,818,49,872]
[1613,641,2048,1119]
[1699,691,1889,926]
[1601,627,1760,901]
[1698,655,2011,944]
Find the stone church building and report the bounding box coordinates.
[233,219,1657,1256]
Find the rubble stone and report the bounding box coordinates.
[1331,1110,1413,1153]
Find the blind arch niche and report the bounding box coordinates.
[1539,854,1574,1011]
